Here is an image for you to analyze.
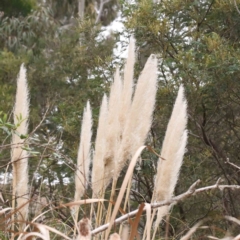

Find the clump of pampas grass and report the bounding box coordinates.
[92,38,158,196]
[91,39,158,234]
[89,38,159,238]
[11,64,30,229]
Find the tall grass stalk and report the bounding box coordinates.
[74,101,92,222]
[90,40,158,238]
[150,85,188,240]
[92,67,122,230]
[105,146,146,240]
[102,40,136,231]
[92,94,108,197]
[91,95,108,227]
[97,68,122,232]
[118,38,136,234]
[11,64,30,230]
[103,67,122,189]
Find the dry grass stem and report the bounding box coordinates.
[105,146,146,240]
[62,198,106,208]
[145,203,151,240]
[20,222,72,240]
[121,224,129,240]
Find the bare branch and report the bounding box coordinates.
[225,158,240,171]
[225,216,240,226]
[179,219,205,240]
[91,180,240,235]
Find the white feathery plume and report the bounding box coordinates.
[151,85,188,238]
[12,63,29,227]
[74,101,92,216]
[102,67,122,188]
[119,37,135,129]
[92,94,108,196]
[115,54,158,179]
[93,38,135,191]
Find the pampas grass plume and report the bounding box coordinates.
[102,67,122,188]
[153,85,187,201]
[115,54,158,178]
[92,94,108,196]
[119,37,135,129]
[74,101,92,215]
[127,54,157,155]
[12,63,30,227]
[151,85,188,236]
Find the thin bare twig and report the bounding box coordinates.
[29,105,50,137]
[225,158,240,170]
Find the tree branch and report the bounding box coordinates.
[91,180,240,235]
[95,0,111,24]
[225,158,240,171]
